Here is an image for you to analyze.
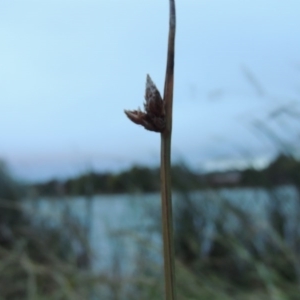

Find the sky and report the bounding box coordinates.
[1,0,300,182]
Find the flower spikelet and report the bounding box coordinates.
[124,74,165,132]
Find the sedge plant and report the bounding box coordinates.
[124,0,177,299]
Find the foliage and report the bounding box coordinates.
[32,164,201,196]
[31,154,300,196]
[172,183,300,298]
[3,155,300,299]
[0,160,90,299]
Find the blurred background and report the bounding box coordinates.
[1,0,300,299]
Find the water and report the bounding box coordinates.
[22,186,300,274]
[23,193,162,275]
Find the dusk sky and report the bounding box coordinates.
[1,0,300,181]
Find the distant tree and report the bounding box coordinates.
[265,154,300,185]
[0,160,25,243]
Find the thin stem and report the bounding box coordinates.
[160,0,176,300]
[161,134,176,300]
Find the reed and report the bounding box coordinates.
[124,1,177,299]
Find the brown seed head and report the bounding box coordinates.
[124,74,165,133]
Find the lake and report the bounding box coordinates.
[22,186,300,275]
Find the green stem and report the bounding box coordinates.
[160,133,176,300]
[160,0,176,299]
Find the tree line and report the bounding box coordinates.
[30,154,300,196]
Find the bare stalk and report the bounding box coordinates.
[160,1,176,299]
[124,0,176,298]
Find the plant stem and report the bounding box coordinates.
[160,0,176,299]
[161,133,176,300]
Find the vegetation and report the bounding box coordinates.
[1,0,299,295]
[31,154,300,196]
[124,0,177,298]
[173,186,300,298]
[3,152,300,299]
[0,161,91,299]
[2,152,298,299]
